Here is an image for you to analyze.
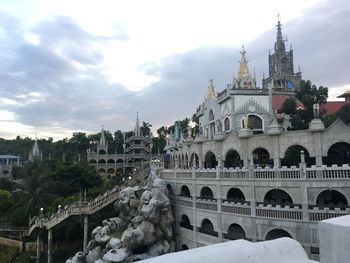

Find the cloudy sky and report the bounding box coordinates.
[0,0,349,140]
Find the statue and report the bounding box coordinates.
[242,115,249,129]
[216,120,222,132]
[313,103,320,119]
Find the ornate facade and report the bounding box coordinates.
[162,20,350,260]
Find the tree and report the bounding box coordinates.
[140,122,152,137]
[337,104,350,125]
[0,190,14,214]
[280,80,328,130]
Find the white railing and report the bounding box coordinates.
[256,204,303,220]
[308,206,350,221]
[222,201,251,215]
[162,164,350,181]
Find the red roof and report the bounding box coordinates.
[321,101,350,114]
[272,95,304,111]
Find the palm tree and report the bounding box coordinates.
[141,122,152,137]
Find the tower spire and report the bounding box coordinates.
[275,18,285,52]
[237,45,250,78]
[99,125,106,146]
[135,112,141,136]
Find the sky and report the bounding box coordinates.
[0,0,349,140]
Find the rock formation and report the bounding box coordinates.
[66,169,175,263]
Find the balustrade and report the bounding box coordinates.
[222,201,251,215]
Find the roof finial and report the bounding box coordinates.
[278,13,281,23]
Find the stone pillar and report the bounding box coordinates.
[248,163,257,241]
[313,132,323,166]
[192,182,197,246]
[83,215,89,251]
[47,228,52,263]
[216,181,223,242]
[36,235,40,263]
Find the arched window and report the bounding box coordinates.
[99,149,106,154]
[190,153,199,168]
[225,224,246,240]
[180,185,191,197]
[265,229,292,240]
[199,219,218,237]
[224,150,242,168]
[166,184,174,195]
[181,244,189,250]
[325,142,350,166]
[209,110,214,121]
[316,190,348,208]
[282,145,314,167]
[107,168,115,174]
[224,118,230,131]
[116,159,124,163]
[204,151,217,168]
[226,188,245,202]
[200,186,214,199]
[264,189,293,206]
[89,159,97,164]
[179,215,193,230]
[107,159,115,163]
[253,148,271,167]
[247,115,263,134]
[98,159,106,164]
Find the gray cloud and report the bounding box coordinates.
[0,0,349,139]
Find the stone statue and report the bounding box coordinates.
[313,103,320,119]
[216,120,222,132]
[242,115,248,128]
[66,170,175,263]
[199,125,203,135]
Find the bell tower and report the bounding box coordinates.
[263,18,301,94]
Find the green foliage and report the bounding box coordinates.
[280,98,296,115]
[0,190,14,214]
[140,122,152,137]
[280,80,329,130]
[12,251,36,263]
[337,104,350,125]
[0,245,19,263]
[322,113,338,128]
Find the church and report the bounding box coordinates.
[162,20,350,260]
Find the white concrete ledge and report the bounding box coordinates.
[138,238,316,263]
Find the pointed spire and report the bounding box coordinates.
[99,125,106,146]
[275,18,285,52]
[207,79,216,98]
[32,133,40,157]
[134,112,141,136]
[237,45,250,78]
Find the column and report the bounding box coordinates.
[36,235,40,263]
[313,132,323,166]
[47,229,52,263]
[83,215,89,251]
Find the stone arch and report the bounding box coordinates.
[190,152,199,168]
[252,147,272,167]
[181,244,189,250]
[89,159,97,164]
[185,154,189,169]
[263,189,294,206]
[204,151,217,169]
[98,168,106,173]
[316,189,348,208]
[98,159,106,164]
[225,223,246,240]
[180,185,191,197]
[166,184,174,195]
[107,159,115,163]
[116,168,123,175]
[107,168,115,174]
[281,145,314,167]
[179,214,193,230]
[324,142,350,166]
[224,149,242,168]
[2,170,9,175]
[199,219,218,237]
[200,186,214,199]
[116,159,124,163]
[99,149,106,154]
[226,188,245,202]
[209,109,214,121]
[265,228,293,240]
[224,117,230,131]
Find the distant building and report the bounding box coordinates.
[28,136,42,161]
[0,155,22,177]
[87,115,161,177]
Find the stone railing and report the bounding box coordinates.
[256,203,303,220]
[196,197,217,211]
[222,201,251,215]
[308,206,350,221]
[162,164,350,181]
